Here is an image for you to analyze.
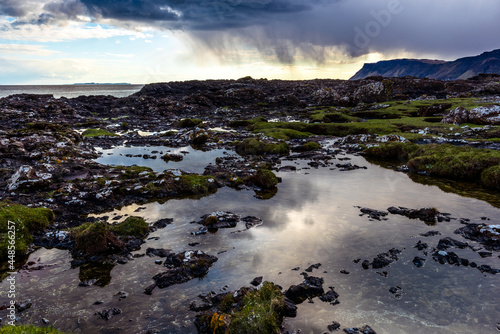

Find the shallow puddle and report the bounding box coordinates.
[94,145,235,174]
[1,154,499,334]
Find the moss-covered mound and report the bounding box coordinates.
[110,216,149,237]
[0,202,54,259]
[228,282,286,333]
[294,141,322,152]
[252,169,279,189]
[196,282,290,334]
[481,165,500,190]
[364,143,500,189]
[363,142,419,160]
[236,138,289,156]
[71,221,124,256]
[175,175,219,196]
[407,144,500,180]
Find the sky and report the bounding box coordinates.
[0,0,500,84]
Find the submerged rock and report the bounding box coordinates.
[96,308,122,320]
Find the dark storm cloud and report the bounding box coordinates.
[0,0,34,17]
[2,0,500,64]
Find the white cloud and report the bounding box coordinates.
[0,43,60,56]
[0,21,153,42]
[104,53,135,58]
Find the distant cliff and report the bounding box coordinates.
[350,49,500,81]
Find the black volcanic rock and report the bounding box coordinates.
[351,49,500,81]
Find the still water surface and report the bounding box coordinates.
[0,85,143,99]
[0,151,498,334]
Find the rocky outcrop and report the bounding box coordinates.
[351,49,500,81]
[442,105,500,125]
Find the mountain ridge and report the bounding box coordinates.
[350,49,500,81]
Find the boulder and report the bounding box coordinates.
[441,106,468,125]
[468,105,500,125]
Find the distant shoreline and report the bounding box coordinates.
[70,83,132,85]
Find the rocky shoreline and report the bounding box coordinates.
[1,75,500,333]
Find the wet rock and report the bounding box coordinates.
[283,298,298,318]
[151,218,173,230]
[327,321,341,331]
[124,237,144,251]
[478,251,493,258]
[432,250,461,265]
[414,240,428,251]
[420,230,441,237]
[477,265,500,275]
[250,276,263,286]
[285,275,325,304]
[412,256,426,268]
[144,283,157,295]
[387,206,440,223]
[359,207,388,221]
[146,248,173,258]
[305,263,322,272]
[454,224,500,251]
[14,300,32,312]
[115,291,128,300]
[436,237,469,250]
[193,212,264,233]
[361,248,402,270]
[152,250,218,289]
[97,308,122,320]
[278,165,297,172]
[242,216,263,229]
[336,163,367,171]
[343,325,376,334]
[319,287,340,305]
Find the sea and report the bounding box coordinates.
[0,84,144,99]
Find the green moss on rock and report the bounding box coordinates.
[82,128,118,137]
[72,221,124,256]
[481,165,500,189]
[236,138,289,156]
[110,216,149,237]
[365,143,500,190]
[0,202,54,259]
[295,141,321,152]
[175,175,218,195]
[363,142,419,160]
[407,144,500,180]
[253,169,279,189]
